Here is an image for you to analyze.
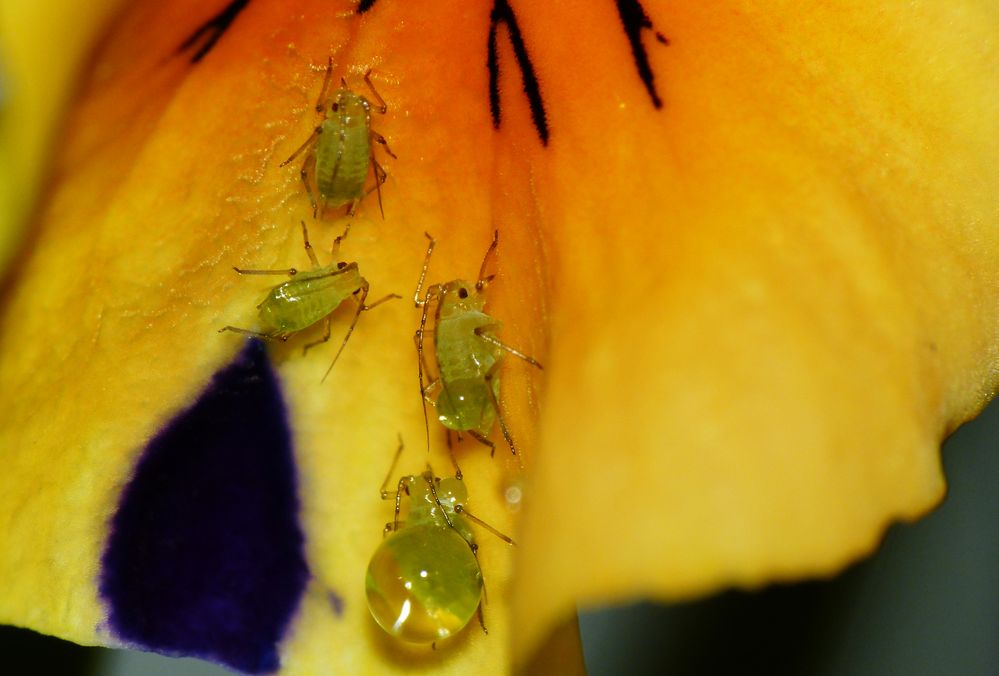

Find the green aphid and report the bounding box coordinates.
[281,58,395,236]
[414,231,543,476]
[219,221,398,380]
[365,439,513,645]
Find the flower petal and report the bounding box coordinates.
[509,0,999,666]
[0,0,126,266]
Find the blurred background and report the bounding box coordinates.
[2,396,997,674]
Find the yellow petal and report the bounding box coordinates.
[0,0,126,265]
[511,0,999,666]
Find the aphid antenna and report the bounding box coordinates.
[455,504,515,546]
[413,233,437,306]
[379,435,405,499]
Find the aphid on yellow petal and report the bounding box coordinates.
[365,440,513,644]
[281,57,396,236]
[219,221,399,380]
[414,231,543,476]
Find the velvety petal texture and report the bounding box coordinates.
[0,0,996,674]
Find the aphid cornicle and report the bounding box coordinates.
[281,57,395,235]
[414,231,543,475]
[365,440,513,644]
[219,221,398,379]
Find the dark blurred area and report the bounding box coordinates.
[2,397,998,675]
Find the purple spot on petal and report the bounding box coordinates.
[100,340,309,674]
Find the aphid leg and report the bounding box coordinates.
[315,56,335,113]
[301,316,332,355]
[477,605,488,636]
[413,329,438,380]
[337,220,353,243]
[361,292,402,312]
[389,475,411,534]
[330,233,344,259]
[218,326,285,341]
[320,285,400,383]
[422,378,440,401]
[290,149,320,217]
[299,220,321,268]
[281,126,322,167]
[445,429,463,480]
[455,504,516,545]
[379,435,405,499]
[425,472,456,530]
[370,157,386,219]
[468,430,498,457]
[470,542,489,605]
[415,287,442,455]
[363,68,389,115]
[473,325,544,369]
[232,266,298,276]
[475,230,500,290]
[369,129,397,159]
[483,362,522,461]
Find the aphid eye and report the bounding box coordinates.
[457,288,469,299]
[331,102,339,111]
[337,262,347,269]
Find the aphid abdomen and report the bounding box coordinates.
[316,104,371,207]
[365,523,483,643]
[257,267,359,334]
[435,311,500,383]
[436,377,497,434]
[433,311,503,433]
